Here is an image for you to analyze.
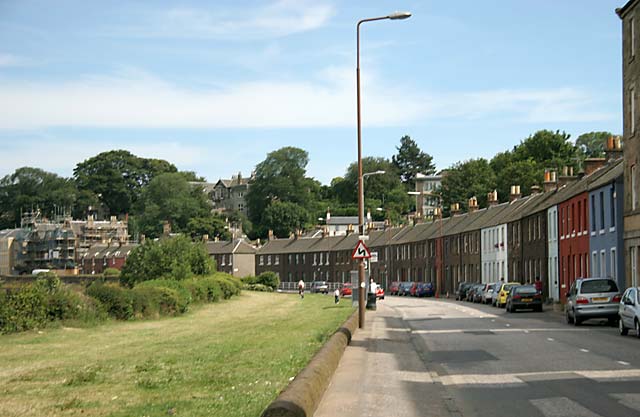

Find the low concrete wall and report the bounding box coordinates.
[261,310,359,417]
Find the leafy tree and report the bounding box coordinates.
[575,131,613,159]
[246,147,321,237]
[133,173,210,238]
[512,130,578,171]
[493,159,540,202]
[0,167,77,229]
[120,235,214,287]
[187,215,230,240]
[262,201,310,238]
[392,135,435,189]
[73,150,177,216]
[441,158,496,214]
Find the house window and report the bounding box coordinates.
[325,252,330,265]
[599,191,605,231]
[631,87,636,134]
[591,252,597,277]
[600,250,606,278]
[632,16,636,58]
[633,165,638,211]
[228,256,232,266]
[267,255,271,265]
[591,195,596,232]
[632,246,639,287]
[288,254,293,265]
[611,187,616,229]
[295,254,300,264]
[221,255,226,266]
[313,253,317,265]
[274,255,279,265]
[611,248,617,280]
[259,255,264,266]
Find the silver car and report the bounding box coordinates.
[619,287,640,337]
[565,278,621,326]
[483,282,496,304]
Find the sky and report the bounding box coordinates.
[0,0,626,185]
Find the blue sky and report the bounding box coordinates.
[0,0,625,185]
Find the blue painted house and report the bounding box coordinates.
[588,159,625,289]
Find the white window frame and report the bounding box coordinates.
[591,251,597,278]
[631,87,636,134]
[600,250,606,278]
[610,248,617,281]
[633,164,638,211]
[632,16,636,58]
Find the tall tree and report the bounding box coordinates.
[392,135,436,189]
[246,147,321,237]
[73,150,177,216]
[0,167,77,229]
[512,130,578,171]
[132,172,211,238]
[575,131,613,159]
[441,158,496,214]
[262,201,310,238]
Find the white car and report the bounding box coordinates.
[619,286,640,337]
[483,283,496,304]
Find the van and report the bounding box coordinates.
[31,269,50,275]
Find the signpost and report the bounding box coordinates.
[352,240,372,321]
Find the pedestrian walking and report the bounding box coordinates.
[334,287,340,304]
[298,279,305,299]
[534,276,543,294]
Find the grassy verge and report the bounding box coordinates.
[0,292,354,417]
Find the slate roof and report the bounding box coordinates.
[206,240,257,255]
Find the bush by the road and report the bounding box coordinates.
[241,270,280,290]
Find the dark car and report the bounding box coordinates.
[456,282,473,301]
[398,282,414,296]
[310,281,329,294]
[472,284,487,303]
[506,285,543,312]
[389,281,400,295]
[467,284,483,302]
[416,282,435,297]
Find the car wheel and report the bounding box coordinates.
[620,318,629,336]
[635,320,640,339]
[573,311,581,326]
[566,309,574,324]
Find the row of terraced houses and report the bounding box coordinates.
[218,2,640,304]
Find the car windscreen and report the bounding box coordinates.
[515,286,537,295]
[580,279,618,294]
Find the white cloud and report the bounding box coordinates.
[0,53,27,68]
[111,0,335,40]
[0,68,614,130]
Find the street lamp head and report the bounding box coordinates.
[374,170,386,175]
[388,11,412,20]
[407,191,421,195]
[376,207,384,212]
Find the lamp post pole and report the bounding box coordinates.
[356,12,410,329]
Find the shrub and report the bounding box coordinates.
[130,286,161,319]
[256,271,280,290]
[46,289,84,321]
[0,284,48,333]
[183,276,223,303]
[243,283,273,292]
[86,283,133,320]
[212,274,241,299]
[103,268,121,277]
[134,280,190,314]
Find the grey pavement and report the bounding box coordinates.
[313,299,457,417]
[314,296,640,417]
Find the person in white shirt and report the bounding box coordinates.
[298,280,305,299]
[334,287,340,304]
[369,279,377,295]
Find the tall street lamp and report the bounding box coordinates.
[357,11,411,328]
[361,170,385,223]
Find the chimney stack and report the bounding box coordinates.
[347,224,354,235]
[450,203,461,216]
[202,234,209,242]
[583,157,606,176]
[543,169,558,193]
[605,135,623,162]
[509,185,522,202]
[268,229,274,241]
[530,185,542,194]
[468,196,479,213]
[487,190,499,207]
[558,166,577,187]
[162,221,171,236]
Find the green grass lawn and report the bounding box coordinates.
[0,291,354,417]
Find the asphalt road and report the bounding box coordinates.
[387,295,640,417]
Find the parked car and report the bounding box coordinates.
[495,282,521,308]
[483,283,496,304]
[409,282,419,297]
[398,282,414,296]
[619,287,640,337]
[505,285,543,312]
[472,284,486,303]
[416,282,435,297]
[376,286,385,300]
[566,278,621,326]
[340,282,353,297]
[311,281,329,294]
[389,281,400,295]
[456,282,474,301]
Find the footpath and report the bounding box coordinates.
[313,301,458,417]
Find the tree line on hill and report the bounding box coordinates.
[0,130,613,240]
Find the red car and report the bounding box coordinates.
[340,283,353,297]
[376,286,385,300]
[409,282,419,297]
[389,281,400,295]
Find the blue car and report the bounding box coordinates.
[416,282,435,297]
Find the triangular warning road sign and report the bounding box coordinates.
[351,240,372,259]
